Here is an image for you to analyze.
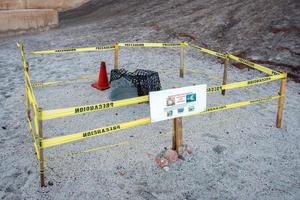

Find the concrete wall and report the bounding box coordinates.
[0,9,58,36]
[0,0,90,12]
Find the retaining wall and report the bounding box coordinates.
[0,9,58,37]
[0,0,90,12]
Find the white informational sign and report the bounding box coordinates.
[149,84,207,122]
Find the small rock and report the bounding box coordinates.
[115,113,118,116]
[163,166,169,172]
[163,149,178,162]
[178,155,185,160]
[48,180,54,186]
[118,171,127,176]
[155,157,169,168]
[2,126,6,130]
[186,145,192,154]
[213,145,226,154]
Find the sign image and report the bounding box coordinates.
[149,85,207,122]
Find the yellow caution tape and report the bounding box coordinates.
[33,109,40,135]
[32,80,64,88]
[21,47,42,152]
[17,43,29,72]
[189,45,281,76]
[30,42,191,54]
[24,72,42,140]
[118,42,184,47]
[31,45,115,54]
[227,54,281,75]
[41,95,281,149]
[45,141,130,161]
[26,85,38,108]
[40,73,285,120]
[24,72,39,106]
[25,93,40,135]
[41,95,149,120]
[26,96,39,135]
[46,104,278,161]
[190,95,281,117]
[41,117,151,148]
[86,131,170,156]
[207,73,286,93]
[32,75,97,88]
[46,132,171,161]
[25,82,40,135]
[189,44,226,59]
[26,116,40,160]
[25,85,34,104]
[26,87,40,131]
[83,141,130,153]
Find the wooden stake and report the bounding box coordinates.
[276,75,287,128]
[24,62,31,119]
[25,91,31,120]
[114,44,119,69]
[38,108,45,187]
[172,117,183,154]
[180,45,184,78]
[221,56,228,96]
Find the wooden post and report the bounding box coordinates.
[179,43,184,78]
[221,55,228,95]
[25,82,31,120]
[172,117,183,154]
[38,108,45,187]
[276,74,287,128]
[25,89,31,120]
[114,43,119,69]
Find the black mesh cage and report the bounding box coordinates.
[110,69,161,96]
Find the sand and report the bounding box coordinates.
[0,9,300,200]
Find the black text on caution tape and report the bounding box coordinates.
[249,97,272,104]
[207,86,222,92]
[54,48,77,53]
[247,77,271,85]
[124,43,144,47]
[96,45,114,50]
[75,102,114,113]
[206,105,227,112]
[83,125,121,137]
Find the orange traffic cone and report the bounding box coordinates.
[91,62,110,90]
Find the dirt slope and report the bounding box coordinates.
[60,0,300,81]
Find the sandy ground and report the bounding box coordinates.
[1,5,300,200]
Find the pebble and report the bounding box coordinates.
[163,149,178,162]
[178,155,185,161]
[163,166,169,172]
[155,157,169,168]
[186,145,192,154]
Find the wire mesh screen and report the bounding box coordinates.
[110,68,161,96]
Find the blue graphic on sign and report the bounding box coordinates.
[178,108,184,113]
[186,93,196,102]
